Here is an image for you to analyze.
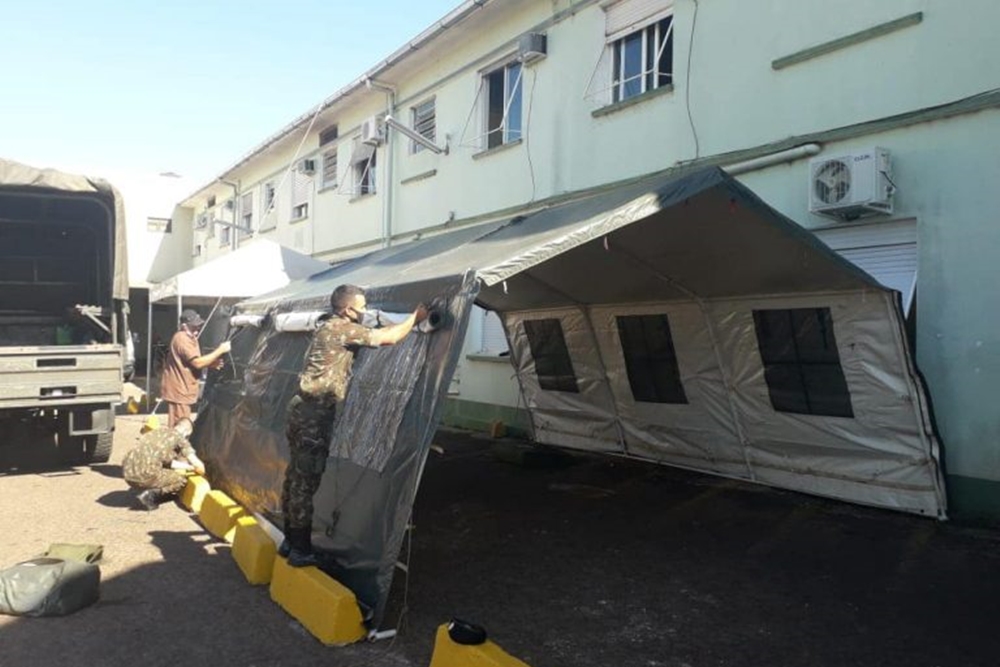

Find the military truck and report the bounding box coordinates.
[0,158,132,464]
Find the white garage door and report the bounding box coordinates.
[814,219,917,315]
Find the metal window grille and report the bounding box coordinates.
[611,16,673,103]
[322,148,338,189]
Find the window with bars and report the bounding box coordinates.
[616,313,687,404]
[319,124,339,146]
[259,182,277,231]
[484,60,522,149]
[322,147,338,189]
[610,15,673,103]
[411,99,436,154]
[752,308,854,418]
[353,142,376,196]
[523,318,578,393]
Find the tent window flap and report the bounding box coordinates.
[616,313,687,404]
[753,307,854,418]
[523,318,579,393]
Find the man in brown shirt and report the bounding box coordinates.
[280,284,427,567]
[160,309,231,427]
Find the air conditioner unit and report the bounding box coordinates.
[296,158,316,175]
[809,148,894,219]
[518,32,548,64]
[195,213,208,229]
[360,116,383,146]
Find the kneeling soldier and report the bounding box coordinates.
[123,418,205,510]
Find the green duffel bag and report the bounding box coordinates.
[0,557,100,617]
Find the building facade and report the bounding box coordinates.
[173,0,1000,519]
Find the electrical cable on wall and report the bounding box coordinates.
[525,67,538,202]
[257,101,325,231]
[686,0,701,158]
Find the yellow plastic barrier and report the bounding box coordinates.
[197,489,246,543]
[429,624,531,667]
[179,475,211,513]
[269,556,366,646]
[231,516,276,585]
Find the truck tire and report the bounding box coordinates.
[85,433,114,464]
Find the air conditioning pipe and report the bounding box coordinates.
[723,143,822,176]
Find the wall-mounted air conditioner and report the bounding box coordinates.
[360,116,383,146]
[296,158,316,175]
[195,213,208,229]
[809,148,894,219]
[518,32,547,64]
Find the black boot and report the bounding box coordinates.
[137,489,160,511]
[278,522,292,557]
[286,527,320,568]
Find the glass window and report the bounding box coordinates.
[411,99,436,153]
[484,61,523,149]
[611,16,673,103]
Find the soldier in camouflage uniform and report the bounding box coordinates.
[123,419,205,511]
[280,284,427,567]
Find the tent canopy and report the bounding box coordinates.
[205,166,945,628]
[241,168,880,313]
[149,238,330,304]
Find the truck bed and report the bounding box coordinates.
[0,345,123,409]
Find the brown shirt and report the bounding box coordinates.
[298,315,376,405]
[160,330,201,404]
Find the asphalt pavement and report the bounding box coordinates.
[1,415,999,667]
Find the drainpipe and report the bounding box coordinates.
[366,77,396,248]
[723,143,822,176]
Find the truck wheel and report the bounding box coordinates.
[85,433,114,464]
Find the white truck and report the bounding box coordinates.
[0,159,133,464]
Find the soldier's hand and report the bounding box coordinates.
[414,304,429,323]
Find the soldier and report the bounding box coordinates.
[280,284,427,567]
[123,419,206,511]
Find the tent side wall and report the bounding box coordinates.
[504,289,946,517]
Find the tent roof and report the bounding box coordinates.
[240,167,885,312]
[149,238,330,303]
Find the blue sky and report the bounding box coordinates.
[0,0,460,183]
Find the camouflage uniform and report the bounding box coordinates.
[282,316,375,531]
[122,429,196,496]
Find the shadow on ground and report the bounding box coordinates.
[3,427,1000,667]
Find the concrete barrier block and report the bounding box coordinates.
[231,516,276,585]
[179,475,211,513]
[429,624,532,667]
[198,489,246,543]
[269,556,366,646]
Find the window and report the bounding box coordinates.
[146,217,171,233]
[523,318,578,393]
[319,124,339,146]
[353,144,376,196]
[192,243,202,258]
[239,192,254,238]
[753,308,853,418]
[291,172,311,220]
[616,314,686,404]
[322,147,338,189]
[259,182,277,231]
[484,60,522,149]
[411,99,436,153]
[206,194,216,208]
[219,225,231,246]
[610,16,673,102]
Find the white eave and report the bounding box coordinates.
[181,0,495,208]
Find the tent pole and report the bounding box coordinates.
[146,296,154,397]
[601,242,757,481]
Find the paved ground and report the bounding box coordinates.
[2,416,1000,666]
